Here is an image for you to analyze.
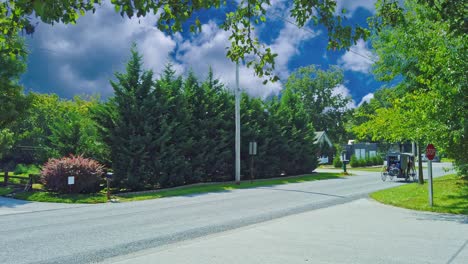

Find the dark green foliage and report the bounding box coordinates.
[0,37,29,129]
[357,158,365,167]
[349,155,359,168]
[13,163,40,175]
[285,65,352,144]
[376,155,384,165]
[275,88,318,175]
[91,48,321,190]
[183,68,235,183]
[333,157,343,168]
[103,46,157,190]
[4,93,107,166]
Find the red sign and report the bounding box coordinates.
[426,144,436,161]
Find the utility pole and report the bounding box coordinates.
[235,61,241,184]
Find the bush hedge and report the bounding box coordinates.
[13,164,40,175]
[333,157,343,168]
[349,155,384,168]
[41,155,105,194]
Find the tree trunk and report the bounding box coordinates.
[417,142,424,184]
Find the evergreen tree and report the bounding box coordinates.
[108,45,155,190]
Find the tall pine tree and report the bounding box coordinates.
[109,45,155,190]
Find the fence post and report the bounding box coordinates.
[3,170,8,186]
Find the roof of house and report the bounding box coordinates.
[315,131,333,147]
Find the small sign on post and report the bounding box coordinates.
[106,172,113,201]
[249,141,257,182]
[426,144,436,207]
[68,176,75,193]
[68,176,75,185]
[249,141,257,155]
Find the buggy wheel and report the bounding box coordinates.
[381,166,387,181]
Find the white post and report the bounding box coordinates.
[235,62,241,184]
[428,160,433,206]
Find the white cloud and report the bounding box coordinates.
[332,84,357,109]
[336,0,376,16]
[58,64,110,95]
[176,17,318,98]
[358,93,374,106]
[28,1,179,97]
[24,0,321,99]
[176,21,282,98]
[338,39,376,74]
[270,22,320,79]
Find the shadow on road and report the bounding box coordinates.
[257,187,347,198]
[414,211,468,225]
[0,197,31,208]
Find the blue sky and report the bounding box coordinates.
[21,0,381,107]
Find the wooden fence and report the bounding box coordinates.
[1,172,40,191]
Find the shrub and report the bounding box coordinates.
[13,164,28,175]
[41,155,105,194]
[349,155,359,168]
[358,158,366,167]
[14,164,40,175]
[376,155,384,165]
[333,157,343,168]
[371,156,379,166]
[366,157,373,166]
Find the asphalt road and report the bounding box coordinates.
[0,163,457,264]
[101,199,468,264]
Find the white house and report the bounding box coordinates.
[315,131,333,164]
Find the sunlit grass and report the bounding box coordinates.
[118,173,344,202]
[8,172,344,204]
[371,174,467,215]
[0,187,14,196]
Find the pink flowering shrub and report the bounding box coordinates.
[41,155,105,194]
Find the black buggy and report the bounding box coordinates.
[381,152,417,182]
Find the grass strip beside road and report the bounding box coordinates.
[8,172,343,204]
[13,192,108,203]
[371,174,467,215]
[118,173,343,202]
[0,187,14,196]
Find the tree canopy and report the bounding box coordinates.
[1,0,370,83]
[352,0,467,176]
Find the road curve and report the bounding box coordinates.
[0,163,455,264]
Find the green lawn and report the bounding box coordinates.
[7,172,344,204]
[118,173,343,202]
[349,167,382,172]
[13,191,108,203]
[320,165,384,172]
[0,187,14,196]
[370,174,468,215]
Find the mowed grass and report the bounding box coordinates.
[0,186,14,196]
[7,172,343,204]
[371,174,468,215]
[13,191,108,204]
[349,167,382,172]
[118,173,343,202]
